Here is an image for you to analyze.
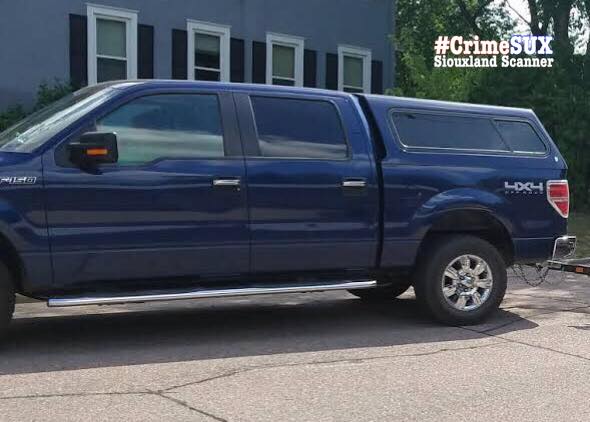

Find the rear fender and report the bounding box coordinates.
[410,188,513,239]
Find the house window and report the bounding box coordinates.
[338,45,371,93]
[87,4,138,85]
[187,21,230,82]
[266,33,304,86]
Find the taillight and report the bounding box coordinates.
[547,180,569,218]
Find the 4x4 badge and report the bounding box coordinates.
[504,181,544,194]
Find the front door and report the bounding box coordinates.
[43,90,249,286]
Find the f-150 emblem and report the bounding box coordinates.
[0,176,37,185]
[504,181,544,194]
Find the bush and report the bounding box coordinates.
[0,105,27,132]
[0,79,73,131]
[34,80,72,110]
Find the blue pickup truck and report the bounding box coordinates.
[0,80,575,331]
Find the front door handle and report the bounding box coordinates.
[342,178,367,188]
[213,178,241,188]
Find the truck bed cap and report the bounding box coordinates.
[359,93,536,119]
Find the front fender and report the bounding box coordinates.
[0,155,53,290]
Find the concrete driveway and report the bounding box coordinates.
[1,271,589,422]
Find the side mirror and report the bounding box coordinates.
[68,132,118,166]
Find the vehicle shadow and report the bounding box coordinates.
[0,293,537,375]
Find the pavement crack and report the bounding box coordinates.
[0,390,149,401]
[460,324,590,364]
[152,390,228,422]
[507,292,590,306]
[160,341,505,393]
[160,369,250,392]
[0,389,230,422]
[479,305,590,334]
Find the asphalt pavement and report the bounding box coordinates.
[0,269,589,422]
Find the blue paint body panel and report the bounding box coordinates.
[363,95,567,267]
[0,81,569,293]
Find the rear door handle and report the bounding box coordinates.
[213,177,241,188]
[342,178,367,188]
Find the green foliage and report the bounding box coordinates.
[569,212,590,256]
[0,79,73,131]
[34,80,73,110]
[394,0,590,210]
[0,105,27,132]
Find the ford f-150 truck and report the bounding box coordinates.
[0,80,576,332]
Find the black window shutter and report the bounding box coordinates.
[252,41,266,84]
[371,60,384,94]
[138,24,154,79]
[325,53,338,90]
[69,14,87,89]
[172,29,188,79]
[230,38,245,83]
[303,49,317,88]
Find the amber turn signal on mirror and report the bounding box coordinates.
[86,148,109,156]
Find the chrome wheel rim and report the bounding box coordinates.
[441,255,493,311]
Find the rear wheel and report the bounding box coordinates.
[348,282,412,301]
[414,235,507,325]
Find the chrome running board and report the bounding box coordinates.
[47,280,377,307]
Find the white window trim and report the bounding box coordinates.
[266,33,304,87]
[187,20,231,82]
[87,4,138,85]
[338,45,372,93]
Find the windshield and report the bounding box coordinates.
[0,84,120,153]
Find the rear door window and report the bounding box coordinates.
[495,120,546,153]
[250,96,348,159]
[391,112,509,152]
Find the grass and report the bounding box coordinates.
[569,212,590,257]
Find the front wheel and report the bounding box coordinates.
[414,235,507,325]
[0,262,15,337]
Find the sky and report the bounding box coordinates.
[501,0,589,53]
[503,0,530,31]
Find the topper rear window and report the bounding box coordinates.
[495,120,546,153]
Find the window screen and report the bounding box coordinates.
[194,32,221,81]
[96,94,224,165]
[272,45,296,86]
[495,121,546,153]
[342,56,364,93]
[391,112,509,151]
[96,18,127,83]
[251,96,348,159]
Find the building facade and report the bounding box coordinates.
[0,0,395,111]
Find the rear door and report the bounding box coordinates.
[234,91,379,274]
[43,88,249,286]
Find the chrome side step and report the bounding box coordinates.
[47,280,377,307]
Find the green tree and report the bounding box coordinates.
[394,0,590,209]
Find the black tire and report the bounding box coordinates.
[348,282,412,301]
[413,235,507,325]
[0,262,15,337]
